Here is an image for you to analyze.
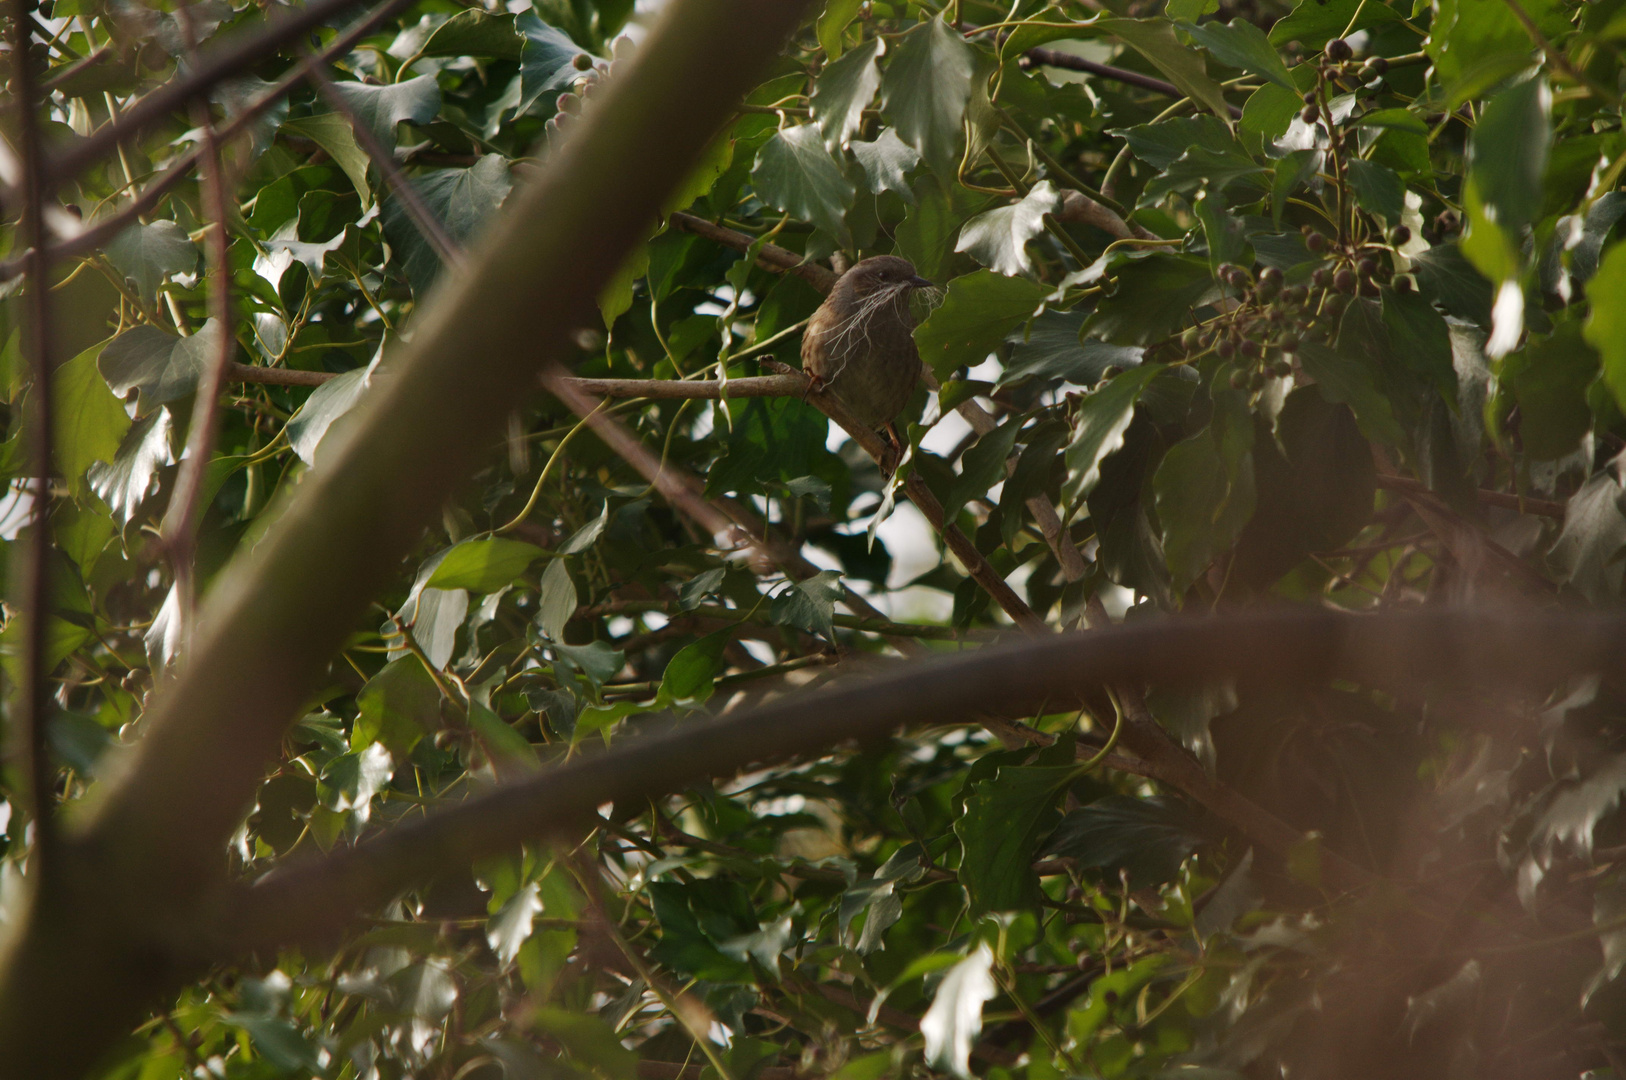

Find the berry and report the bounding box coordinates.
[1272,358,1294,377]
[573,51,595,70]
[1181,327,1201,352]
[1363,56,1389,76]
[1395,275,1416,294]
[1240,339,1262,358]
[1301,104,1320,124]
[1326,38,1353,61]
[1306,232,1327,253]
[1334,267,1357,293]
[1391,225,1411,246]
[1357,256,1378,276]
[1311,267,1329,287]
[1230,369,1249,389]
[1302,89,1318,105]
[1282,285,1307,305]
[1217,339,1237,358]
[1278,332,1300,352]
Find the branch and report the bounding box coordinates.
[1021,47,1244,119]
[219,607,1626,954]
[0,2,815,1074]
[1375,473,1567,520]
[668,211,838,293]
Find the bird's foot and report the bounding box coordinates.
[802,372,826,402]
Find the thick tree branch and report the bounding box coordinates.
[0,2,813,1074]
[219,607,1626,954]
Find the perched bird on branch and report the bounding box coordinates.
[801,255,933,470]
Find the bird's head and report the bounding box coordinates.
[838,255,933,300]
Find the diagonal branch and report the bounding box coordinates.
[0,2,815,1075]
[218,607,1626,955]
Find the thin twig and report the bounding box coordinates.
[1022,47,1243,119]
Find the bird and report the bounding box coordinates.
[801,255,933,469]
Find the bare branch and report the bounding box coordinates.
[669,211,838,292]
[218,606,1626,954]
[1021,47,1244,119]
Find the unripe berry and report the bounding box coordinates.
[573,52,595,70]
[1391,225,1411,246]
[1272,358,1294,377]
[1230,369,1249,389]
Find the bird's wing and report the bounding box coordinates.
[801,304,834,378]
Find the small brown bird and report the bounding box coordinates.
[802,255,933,463]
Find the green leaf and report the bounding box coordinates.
[1297,342,1405,445]
[1046,796,1204,888]
[920,945,997,1079]
[770,569,842,640]
[58,341,132,497]
[914,269,1046,380]
[1468,76,1551,234]
[232,1015,321,1072]
[660,631,728,703]
[426,538,545,593]
[535,557,577,642]
[881,16,977,179]
[813,36,882,150]
[1590,241,1626,416]
[1062,363,1167,502]
[530,1009,638,1080]
[1113,114,1235,170]
[599,244,650,328]
[751,124,856,237]
[469,698,538,771]
[1085,254,1218,344]
[103,220,198,306]
[281,114,372,207]
[1000,310,1144,388]
[1143,144,1268,204]
[98,321,221,417]
[954,180,1059,277]
[1501,321,1598,460]
[1097,17,1232,121]
[324,74,440,153]
[518,13,590,112]
[956,764,1072,915]
[817,0,864,59]
[420,8,523,60]
[1153,386,1256,593]
[1382,285,1458,402]
[487,882,542,964]
[942,418,1021,522]
[383,155,513,296]
[1272,148,1319,226]
[287,364,373,466]
[354,655,441,756]
[1179,18,1295,90]
[86,408,172,525]
[1269,0,1402,51]
[851,128,920,200]
[318,742,394,821]
[1426,0,1546,90]
[551,640,624,691]
[1346,159,1405,225]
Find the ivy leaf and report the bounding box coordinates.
[1062,364,1166,502]
[1001,310,1143,388]
[535,558,577,642]
[324,74,441,154]
[1142,144,1268,204]
[1270,0,1402,51]
[59,341,132,496]
[319,742,394,823]
[287,364,374,465]
[913,269,1046,380]
[1501,324,1597,461]
[99,321,221,417]
[421,9,523,61]
[751,124,855,238]
[954,180,1060,277]
[487,882,543,965]
[881,15,976,179]
[280,114,372,207]
[1346,159,1405,225]
[956,764,1072,916]
[384,155,513,297]
[1179,18,1295,90]
[517,13,590,112]
[103,220,198,306]
[920,944,997,1079]
[817,0,863,58]
[1046,795,1204,888]
[1085,254,1218,345]
[1425,0,1547,91]
[1096,17,1232,121]
[354,655,442,756]
[1296,343,1405,445]
[87,408,172,525]
[1468,76,1550,234]
[771,569,842,641]
[851,128,919,200]
[1549,470,1626,602]
[1112,114,1236,170]
[943,418,1020,522]
[426,538,546,593]
[813,36,882,150]
[660,631,728,703]
[1154,386,1256,593]
[551,641,624,692]
[1586,241,1626,411]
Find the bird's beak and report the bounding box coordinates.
[908,275,933,289]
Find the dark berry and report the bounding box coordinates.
[1357,256,1378,276]
[1301,104,1320,124]
[1306,232,1327,253]
[1272,358,1294,377]
[1395,276,1415,294]
[1217,339,1237,358]
[1391,225,1411,246]
[1363,56,1389,75]
[1302,89,1318,104]
[1241,339,1262,358]
[573,51,594,70]
[1278,332,1300,351]
[1311,267,1329,287]
[1326,38,1353,61]
[1334,267,1357,293]
[1230,369,1249,389]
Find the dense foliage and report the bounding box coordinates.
[11,0,1626,1075]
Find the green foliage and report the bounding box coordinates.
[13,0,1626,1076]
